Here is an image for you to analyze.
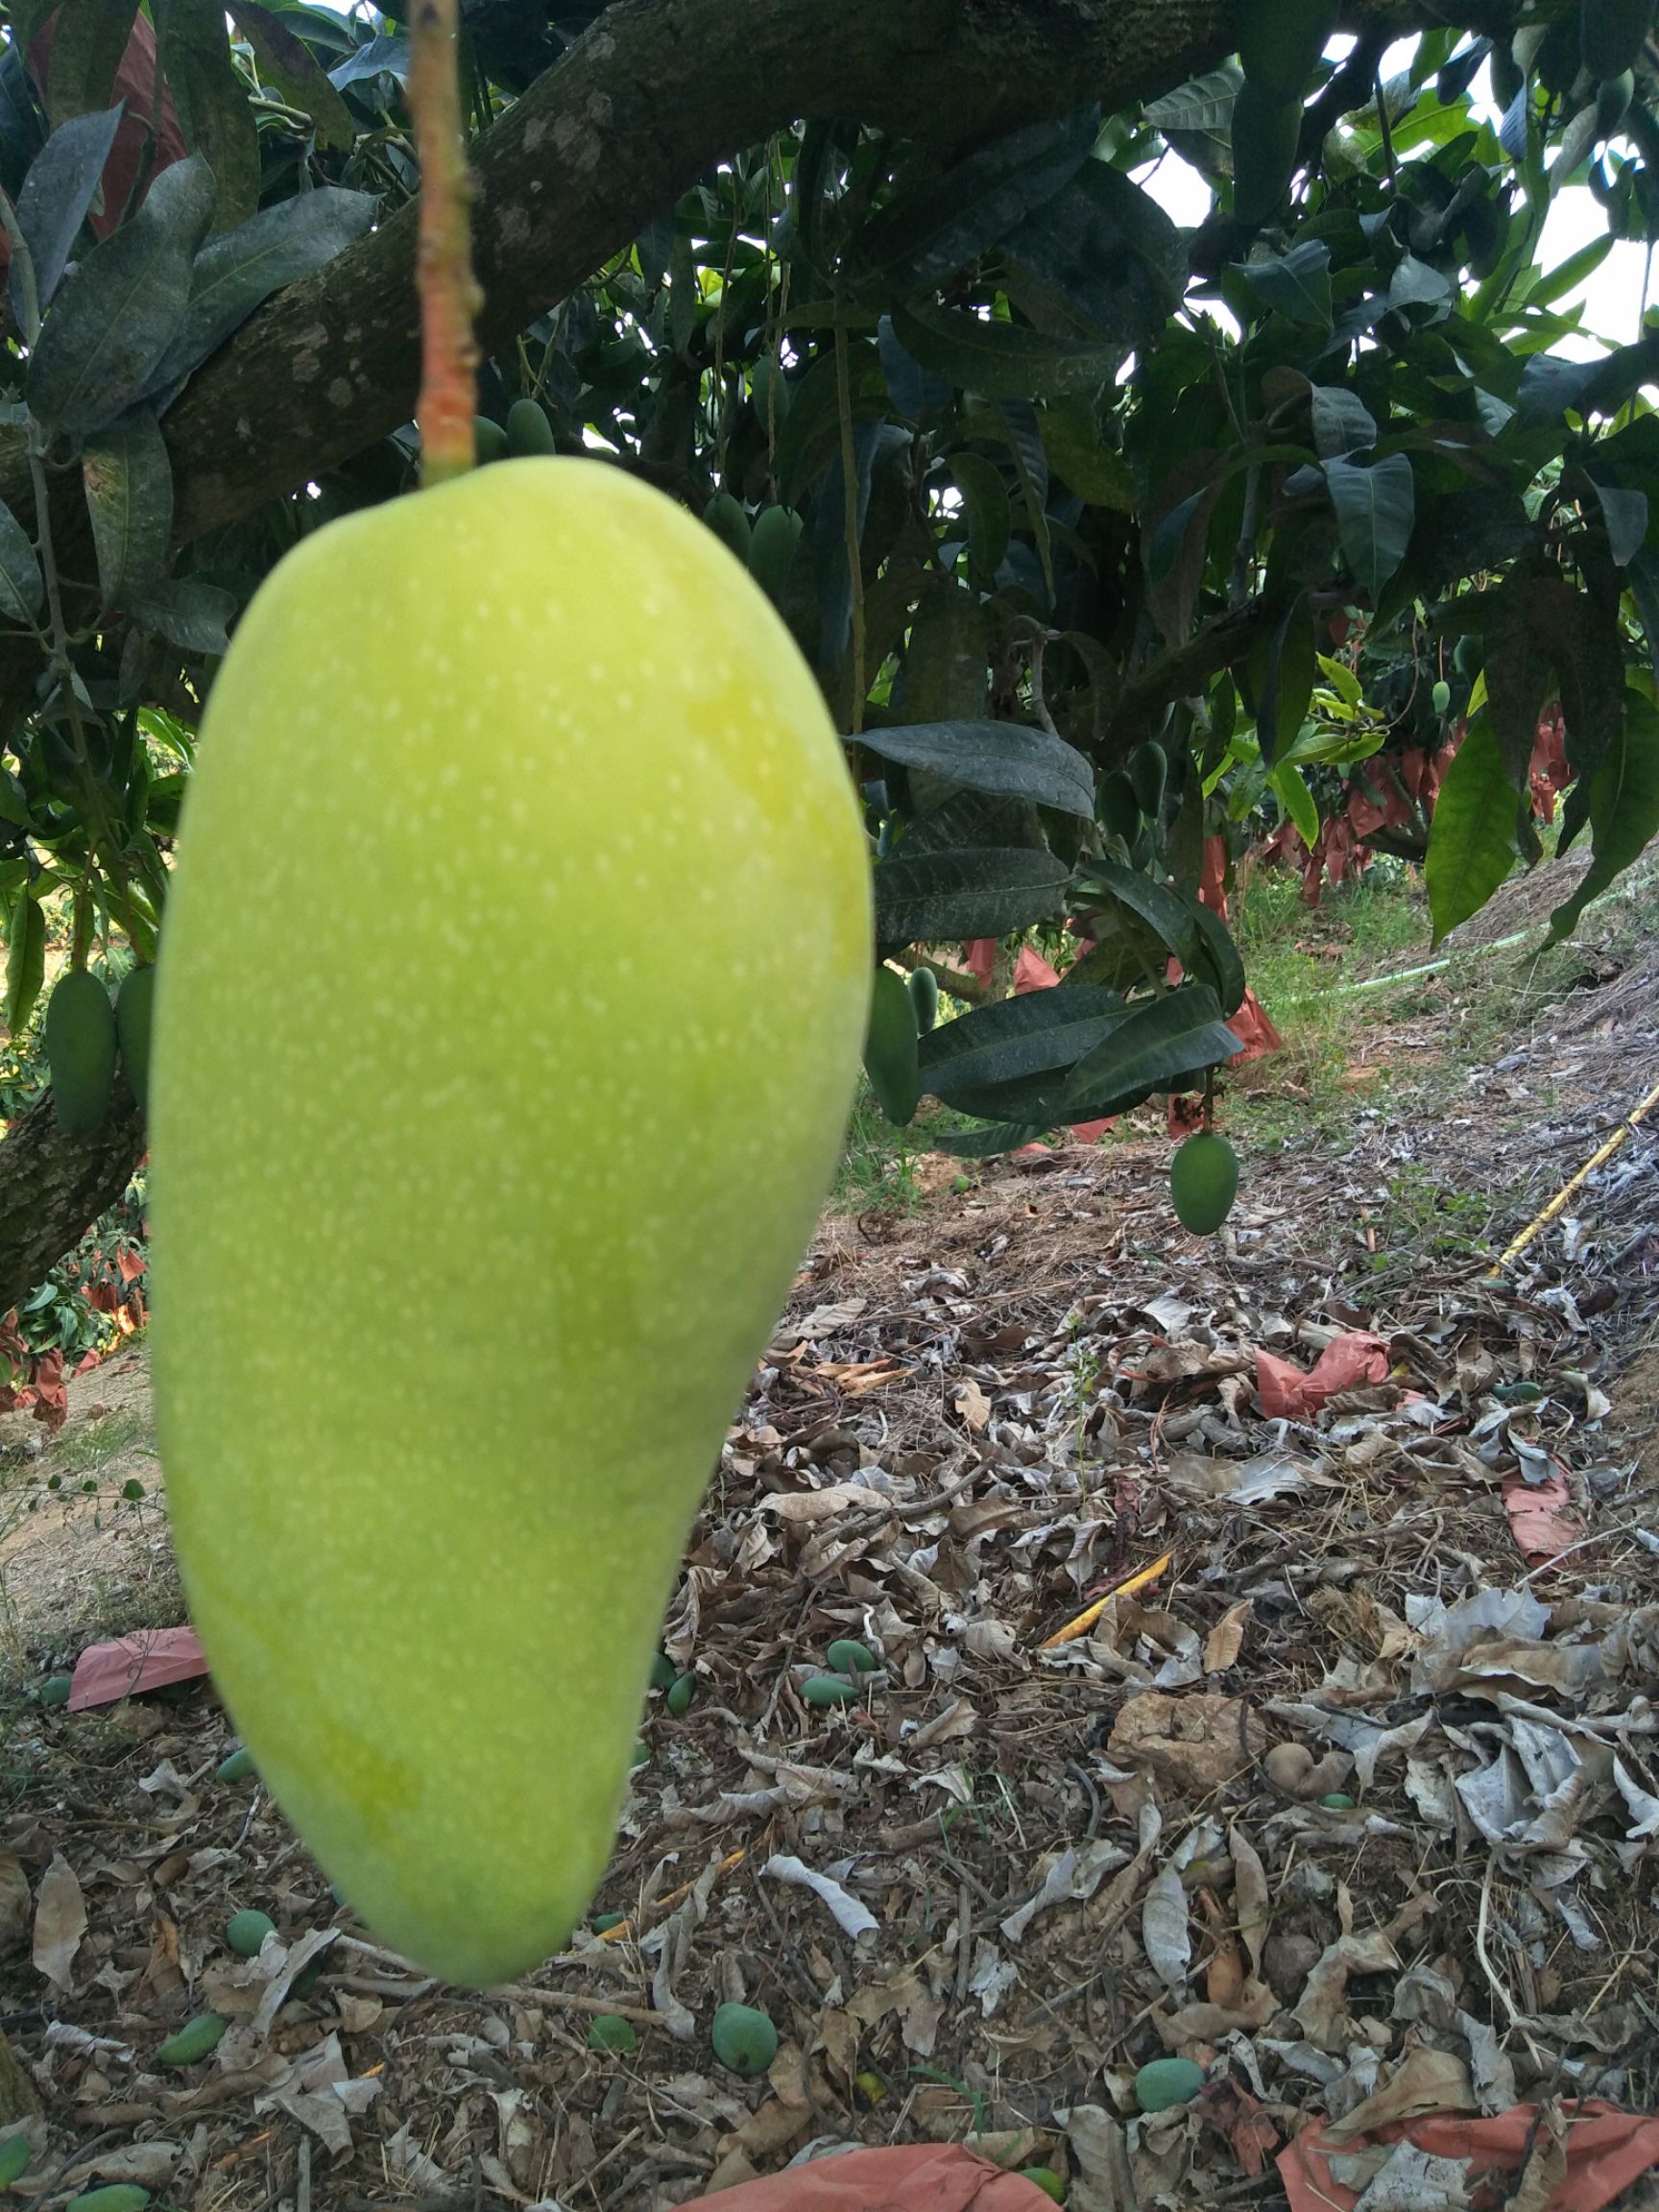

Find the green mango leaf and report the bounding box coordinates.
[228,3,357,149]
[889,300,1120,402]
[1270,759,1319,848]
[918,986,1129,1104]
[1324,452,1415,602]
[5,887,45,1034]
[947,450,1012,584]
[1253,591,1316,767]
[856,105,1099,291]
[873,846,1069,943]
[9,104,124,323]
[935,1119,1047,1157]
[1480,567,1557,791]
[1038,397,1135,509]
[163,0,260,233]
[0,497,44,624]
[83,404,174,611]
[1237,239,1332,327]
[1182,893,1247,1016]
[28,155,217,436]
[326,35,411,91]
[146,187,377,398]
[1310,385,1377,459]
[38,1,138,126]
[1425,713,1521,945]
[1071,854,1203,969]
[1059,984,1240,1116]
[860,719,1094,817]
[1587,477,1647,566]
[130,577,236,655]
[1549,695,1659,938]
[1003,158,1187,347]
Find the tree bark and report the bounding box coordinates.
[0,1082,145,1320]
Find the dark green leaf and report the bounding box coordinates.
[895,583,989,727]
[1143,67,1241,139]
[39,1,138,127]
[1038,397,1135,508]
[1004,158,1186,347]
[1182,892,1247,1016]
[1072,854,1202,968]
[1253,591,1316,766]
[1549,695,1659,938]
[889,301,1119,402]
[82,404,173,610]
[1324,452,1415,601]
[873,846,1069,943]
[918,985,1129,1103]
[5,887,45,1034]
[857,106,1099,290]
[164,0,260,233]
[1310,385,1377,459]
[228,2,356,149]
[146,187,376,397]
[877,314,950,421]
[326,35,410,90]
[947,450,1012,584]
[864,718,1093,818]
[0,497,43,623]
[936,1119,1047,1157]
[1058,984,1240,1116]
[130,576,235,654]
[1237,240,1332,326]
[28,155,217,437]
[1424,713,1521,945]
[1480,567,1558,791]
[1588,477,1648,566]
[10,105,124,323]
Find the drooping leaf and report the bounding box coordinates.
[1237,239,1332,327]
[1182,893,1247,1016]
[889,300,1120,402]
[163,0,260,233]
[1479,567,1558,791]
[1072,854,1203,969]
[857,105,1099,291]
[1270,759,1319,848]
[82,403,174,610]
[9,104,124,325]
[27,155,217,437]
[145,187,377,397]
[1324,452,1415,602]
[38,0,139,127]
[4,886,45,1035]
[1058,984,1240,1116]
[1038,397,1135,508]
[1587,477,1648,567]
[1548,695,1659,938]
[0,498,44,624]
[1425,713,1521,945]
[228,2,356,149]
[918,986,1130,1105]
[129,576,235,655]
[935,1119,1048,1158]
[1252,591,1316,766]
[946,450,1012,584]
[873,845,1070,943]
[326,35,411,91]
[861,720,1094,818]
[878,313,951,421]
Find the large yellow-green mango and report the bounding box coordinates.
[151,458,871,1985]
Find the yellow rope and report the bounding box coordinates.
[1039,1550,1173,1649]
[1491,1075,1659,1273]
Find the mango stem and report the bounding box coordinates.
[409,0,482,485]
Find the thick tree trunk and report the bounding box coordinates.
[0,1083,145,1321]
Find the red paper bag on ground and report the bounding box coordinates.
[702,2144,1056,2207]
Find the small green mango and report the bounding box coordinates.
[505,398,556,457]
[156,2012,228,2066]
[151,459,870,1987]
[226,1909,276,1957]
[1431,680,1452,715]
[1126,739,1167,822]
[0,2131,32,2188]
[38,1674,73,1707]
[711,2002,778,2077]
[864,966,921,1125]
[587,2013,637,2053]
[66,2191,149,2212]
[665,1672,696,1716]
[1098,770,1142,845]
[1135,2056,1204,2112]
[116,966,156,1113]
[216,1746,255,1783]
[746,504,803,604]
[1018,2172,1067,2204]
[473,416,509,464]
[590,1911,627,1934]
[649,1652,677,1691]
[906,967,939,1035]
[1170,1131,1239,1235]
[1321,1791,1358,1810]
[802,1673,860,1707]
[45,971,118,1135]
[826,1639,878,1674]
[704,490,751,565]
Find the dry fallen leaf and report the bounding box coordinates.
[31,1854,86,1991]
[1204,1599,1253,1672]
[0,1854,31,1957]
[951,1378,992,1431]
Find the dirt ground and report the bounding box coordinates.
[1,848,1657,2212]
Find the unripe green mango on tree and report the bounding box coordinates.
[152,457,871,1986]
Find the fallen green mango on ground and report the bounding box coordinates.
[152,457,872,1987]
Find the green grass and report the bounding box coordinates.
[834,1082,977,1214]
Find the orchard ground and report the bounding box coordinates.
[1,842,1658,2208]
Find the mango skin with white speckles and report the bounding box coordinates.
[151,459,871,1986]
